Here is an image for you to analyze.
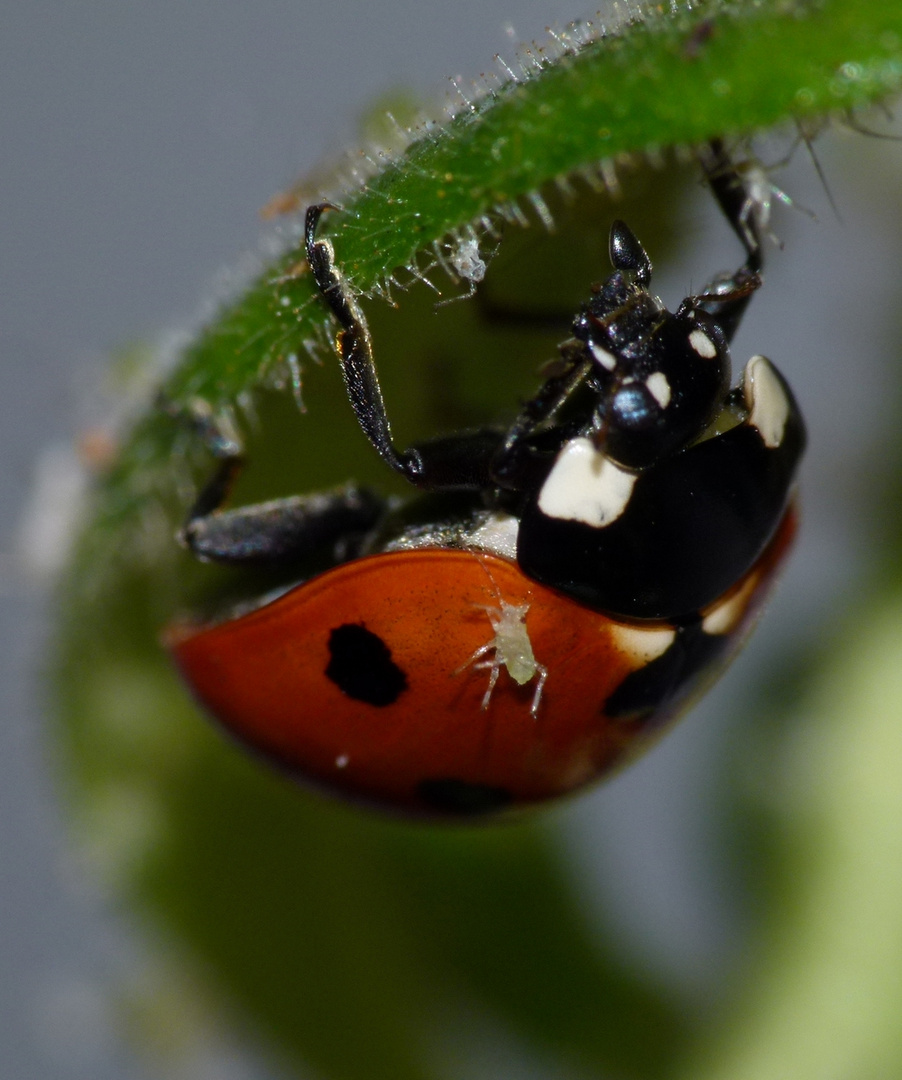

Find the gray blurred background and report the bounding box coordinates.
[4,3,902,1079]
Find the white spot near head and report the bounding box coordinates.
[645,370,671,409]
[538,438,637,528]
[610,623,675,664]
[335,754,350,769]
[743,354,788,449]
[689,328,718,359]
[590,342,617,371]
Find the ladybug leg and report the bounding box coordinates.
[695,139,767,343]
[490,340,592,491]
[701,138,764,275]
[181,484,385,566]
[170,396,386,567]
[306,205,507,492]
[305,204,412,478]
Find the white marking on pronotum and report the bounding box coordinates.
[538,438,637,527]
[645,371,672,409]
[457,600,548,717]
[689,328,718,359]
[590,342,617,371]
[744,354,789,449]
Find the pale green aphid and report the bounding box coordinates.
[458,600,548,718]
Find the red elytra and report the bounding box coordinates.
[167,508,796,815]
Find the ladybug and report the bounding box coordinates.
[167,145,805,817]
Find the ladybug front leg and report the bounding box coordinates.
[701,138,764,275]
[696,139,765,344]
[306,205,507,493]
[305,205,414,479]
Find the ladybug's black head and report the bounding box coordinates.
[571,220,731,471]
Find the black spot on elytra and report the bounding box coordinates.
[325,623,408,706]
[417,778,513,815]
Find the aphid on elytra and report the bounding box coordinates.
[167,140,805,817]
[456,597,548,718]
